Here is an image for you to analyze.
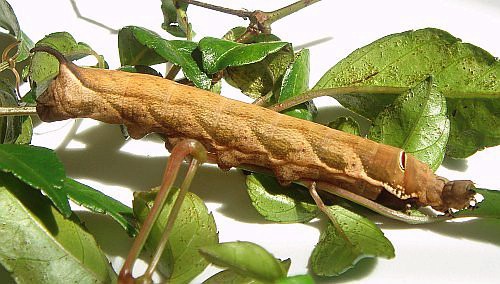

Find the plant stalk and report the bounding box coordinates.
[269,86,407,112]
[0,106,37,116]
[265,0,322,26]
[178,0,252,18]
[0,61,9,73]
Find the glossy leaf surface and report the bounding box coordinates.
[455,188,500,219]
[0,172,115,283]
[314,28,500,158]
[30,32,97,93]
[0,144,70,217]
[62,178,136,236]
[310,205,394,276]
[246,173,318,223]
[277,49,316,121]
[199,37,289,74]
[133,187,218,283]
[118,26,210,89]
[200,241,286,282]
[328,116,361,136]
[368,77,449,171]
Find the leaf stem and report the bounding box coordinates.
[265,0,322,26]
[178,0,252,18]
[269,86,407,112]
[0,106,37,116]
[0,61,9,73]
[179,0,321,35]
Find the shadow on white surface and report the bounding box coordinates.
[375,214,500,247]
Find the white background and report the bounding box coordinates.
[3,0,500,283]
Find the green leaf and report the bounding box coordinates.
[313,28,500,158]
[0,144,71,217]
[368,77,449,171]
[328,117,361,136]
[310,205,394,276]
[276,274,315,284]
[0,172,116,283]
[203,259,291,284]
[118,26,211,89]
[0,80,23,144]
[13,115,32,145]
[0,0,19,36]
[199,37,289,75]
[454,188,500,219]
[30,32,97,91]
[277,49,316,121]
[223,26,281,43]
[161,0,193,38]
[199,241,287,282]
[246,173,318,223]
[224,45,294,98]
[133,187,218,283]
[203,270,261,284]
[61,178,137,236]
[118,65,163,77]
[0,0,33,61]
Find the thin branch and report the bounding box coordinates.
[269,86,407,112]
[266,0,322,26]
[0,106,37,116]
[179,0,252,18]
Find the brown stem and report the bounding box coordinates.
[266,0,322,25]
[178,0,252,18]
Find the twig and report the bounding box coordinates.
[179,0,252,18]
[0,106,37,116]
[179,0,322,36]
[269,86,407,112]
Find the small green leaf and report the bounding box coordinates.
[454,188,500,219]
[0,0,19,36]
[0,0,33,62]
[276,274,315,284]
[200,241,286,282]
[118,26,210,89]
[368,77,449,170]
[222,27,248,42]
[62,178,137,236]
[13,115,32,145]
[224,46,294,98]
[203,259,291,284]
[223,27,281,43]
[133,187,218,283]
[278,49,316,121]
[0,81,23,144]
[310,205,394,276]
[0,172,116,283]
[313,28,500,158]
[0,144,70,217]
[161,0,193,38]
[328,117,361,136]
[203,269,260,284]
[30,32,98,91]
[199,37,289,74]
[118,65,162,77]
[246,173,318,223]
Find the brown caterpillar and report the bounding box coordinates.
[32,46,475,214]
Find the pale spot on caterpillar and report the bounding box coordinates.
[398,150,407,172]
